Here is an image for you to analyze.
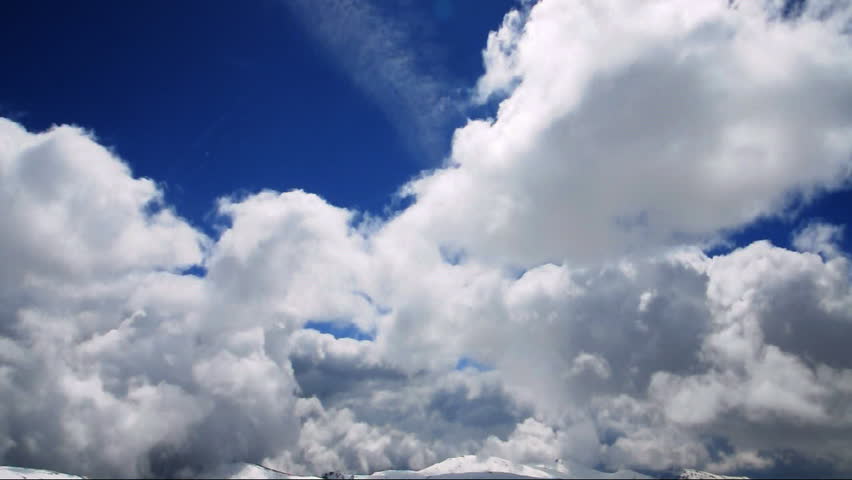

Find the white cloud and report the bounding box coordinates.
[395,0,852,267]
[479,417,601,468]
[284,0,463,160]
[0,119,206,282]
[602,241,852,471]
[0,121,305,477]
[705,450,773,475]
[569,352,612,380]
[4,0,852,477]
[271,399,439,475]
[206,189,376,333]
[4,110,852,476]
[475,8,525,104]
[793,221,845,258]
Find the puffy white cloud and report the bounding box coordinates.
[396,0,852,267]
[204,189,377,335]
[0,121,307,477]
[569,352,612,380]
[793,221,846,258]
[365,237,852,473]
[0,119,206,283]
[0,121,525,476]
[479,417,601,468]
[705,450,774,475]
[265,398,439,475]
[597,241,852,472]
[4,0,852,478]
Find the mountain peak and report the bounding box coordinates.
[415,455,553,478]
[678,469,749,479]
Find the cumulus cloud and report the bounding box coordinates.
[0,120,524,477]
[0,119,206,282]
[793,221,846,258]
[396,0,852,267]
[3,0,852,478]
[479,417,601,468]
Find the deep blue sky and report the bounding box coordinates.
[0,0,514,233]
[1,0,850,251]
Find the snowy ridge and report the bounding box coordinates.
[0,466,85,479]
[677,469,748,479]
[530,459,652,479]
[197,462,319,479]
[417,456,552,478]
[1,458,744,479]
[359,455,651,479]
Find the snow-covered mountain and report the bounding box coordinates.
[677,469,748,479]
[358,455,651,479]
[415,456,556,478]
[197,462,319,479]
[0,466,85,479]
[1,457,747,479]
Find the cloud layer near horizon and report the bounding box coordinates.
[2,0,852,477]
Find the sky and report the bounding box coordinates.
[0,0,513,228]
[1,0,852,478]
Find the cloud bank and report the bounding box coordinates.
[2,0,852,477]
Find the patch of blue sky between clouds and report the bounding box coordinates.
[455,355,493,372]
[704,188,852,258]
[304,319,376,341]
[178,265,208,278]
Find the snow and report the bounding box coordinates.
[196,462,319,479]
[358,456,651,479]
[417,456,553,478]
[0,458,742,479]
[0,466,84,479]
[427,474,547,479]
[531,460,652,479]
[356,470,427,479]
[678,469,749,479]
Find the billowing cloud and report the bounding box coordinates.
[3,0,852,478]
[793,221,845,258]
[396,0,852,267]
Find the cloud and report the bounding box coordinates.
[265,398,438,475]
[288,329,406,403]
[0,121,523,476]
[479,417,601,468]
[3,0,852,478]
[569,352,612,380]
[474,8,526,104]
[396,0,852,267]
[0,119,206,282]
[0,120,215,477]
[284,0,464,160]
[597,241,852,472]
[793,221,845,258]
[0,122,372,477]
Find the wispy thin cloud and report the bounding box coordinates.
[285,0,464,163]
